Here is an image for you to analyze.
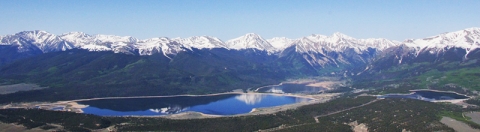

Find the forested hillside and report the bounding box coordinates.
[0,48,318,103]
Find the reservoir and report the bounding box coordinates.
[78,93,311,116]
[378,90,469,101]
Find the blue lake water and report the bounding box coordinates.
[51,107,64,111]
[78,94,311,116]
[378,90,469,101]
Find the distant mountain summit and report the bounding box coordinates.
[226,33,275,52]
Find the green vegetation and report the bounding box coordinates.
[276,120,352,132]
[322,98,459,131]
[354,57,480,96]
[417,68,480,91]
[466,98,480,106]
[0,49,318,103]
[0,109,111,131]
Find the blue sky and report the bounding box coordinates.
[1,0,479,41]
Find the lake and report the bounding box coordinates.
[378,90,469,101]
[78,93,311,116]
[257,83,327,94]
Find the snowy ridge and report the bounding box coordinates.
[172,36,227,50]
[135,37,185,57]
[1,28,478,58]
[1,30,74,52]
[403,27,480,56]
[293,33,399,54]
[404,27,480,49]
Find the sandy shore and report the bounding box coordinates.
[59,101,89,113]
[306,81,345,90]
[254,77,346,92]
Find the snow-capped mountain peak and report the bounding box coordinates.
[331,32,354,40]
[244,33,261,38]
[226,33,275,52]
[15,30,62,44]
[1,30,74,52]
[136,37,185,57]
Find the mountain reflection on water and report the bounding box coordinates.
[149,105,187,114]
[235,94,266,105]
[260,83,327,94]
[79,93,311,116]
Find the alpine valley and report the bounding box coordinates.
[2,28,480,131]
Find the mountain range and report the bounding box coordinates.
[0,30,402,54]
[0,28,469,68]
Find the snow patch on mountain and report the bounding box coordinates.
[267,37,295,51]
[172,36,227,50]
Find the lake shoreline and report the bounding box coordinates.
[47,92,339,119]
[376,89,471,104]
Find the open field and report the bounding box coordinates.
[466,112,480,125]
[441,117,480,132]
[0,83,46,95]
